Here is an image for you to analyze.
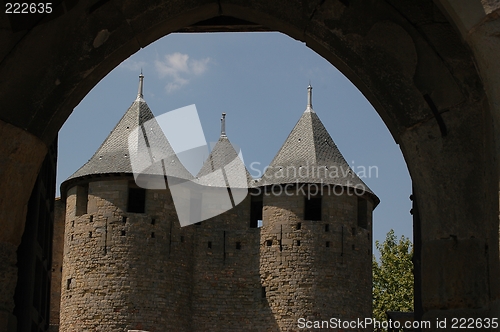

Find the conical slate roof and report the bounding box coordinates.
[196,113,252,188]
[259,86,378,203]
[63,75,193,190]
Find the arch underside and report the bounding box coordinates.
[0,0,498,329]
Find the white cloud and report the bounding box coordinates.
[191,58,210,75]
[119,58,147,72]
[155,52,211,93]
[165,78,189,93]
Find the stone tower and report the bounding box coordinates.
[187,116,276,330]
[257,85,379,330]
[59,74,195,332]
[57,77,378,332]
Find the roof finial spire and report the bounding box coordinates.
[137,72,144,100]
[306,84,313,112]
[221,113,227,137]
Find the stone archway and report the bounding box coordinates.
[0,0,499,330]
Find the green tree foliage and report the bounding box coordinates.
[372,230,414,323]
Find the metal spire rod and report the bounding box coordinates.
[137,72,144,100]
[307,84,313,110]
[221,113,227,137]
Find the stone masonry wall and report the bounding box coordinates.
[260,185,373,331]
[190,193,278,331]
[59,177,193,332]
[58,178,373,331]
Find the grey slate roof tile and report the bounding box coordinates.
[258,105,379,205]
[196,135,252,188]
[63,80,377,207]
[62,87,193,193]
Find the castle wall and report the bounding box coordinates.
[190,193,279,331]
[318,192,373,321]
[59,177,193,332]
[259,186,373,331]
[58,179,373,332]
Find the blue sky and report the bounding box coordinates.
[57,32,412,247]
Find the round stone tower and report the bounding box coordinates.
[59,75,195,332]
[258,85,379,330]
